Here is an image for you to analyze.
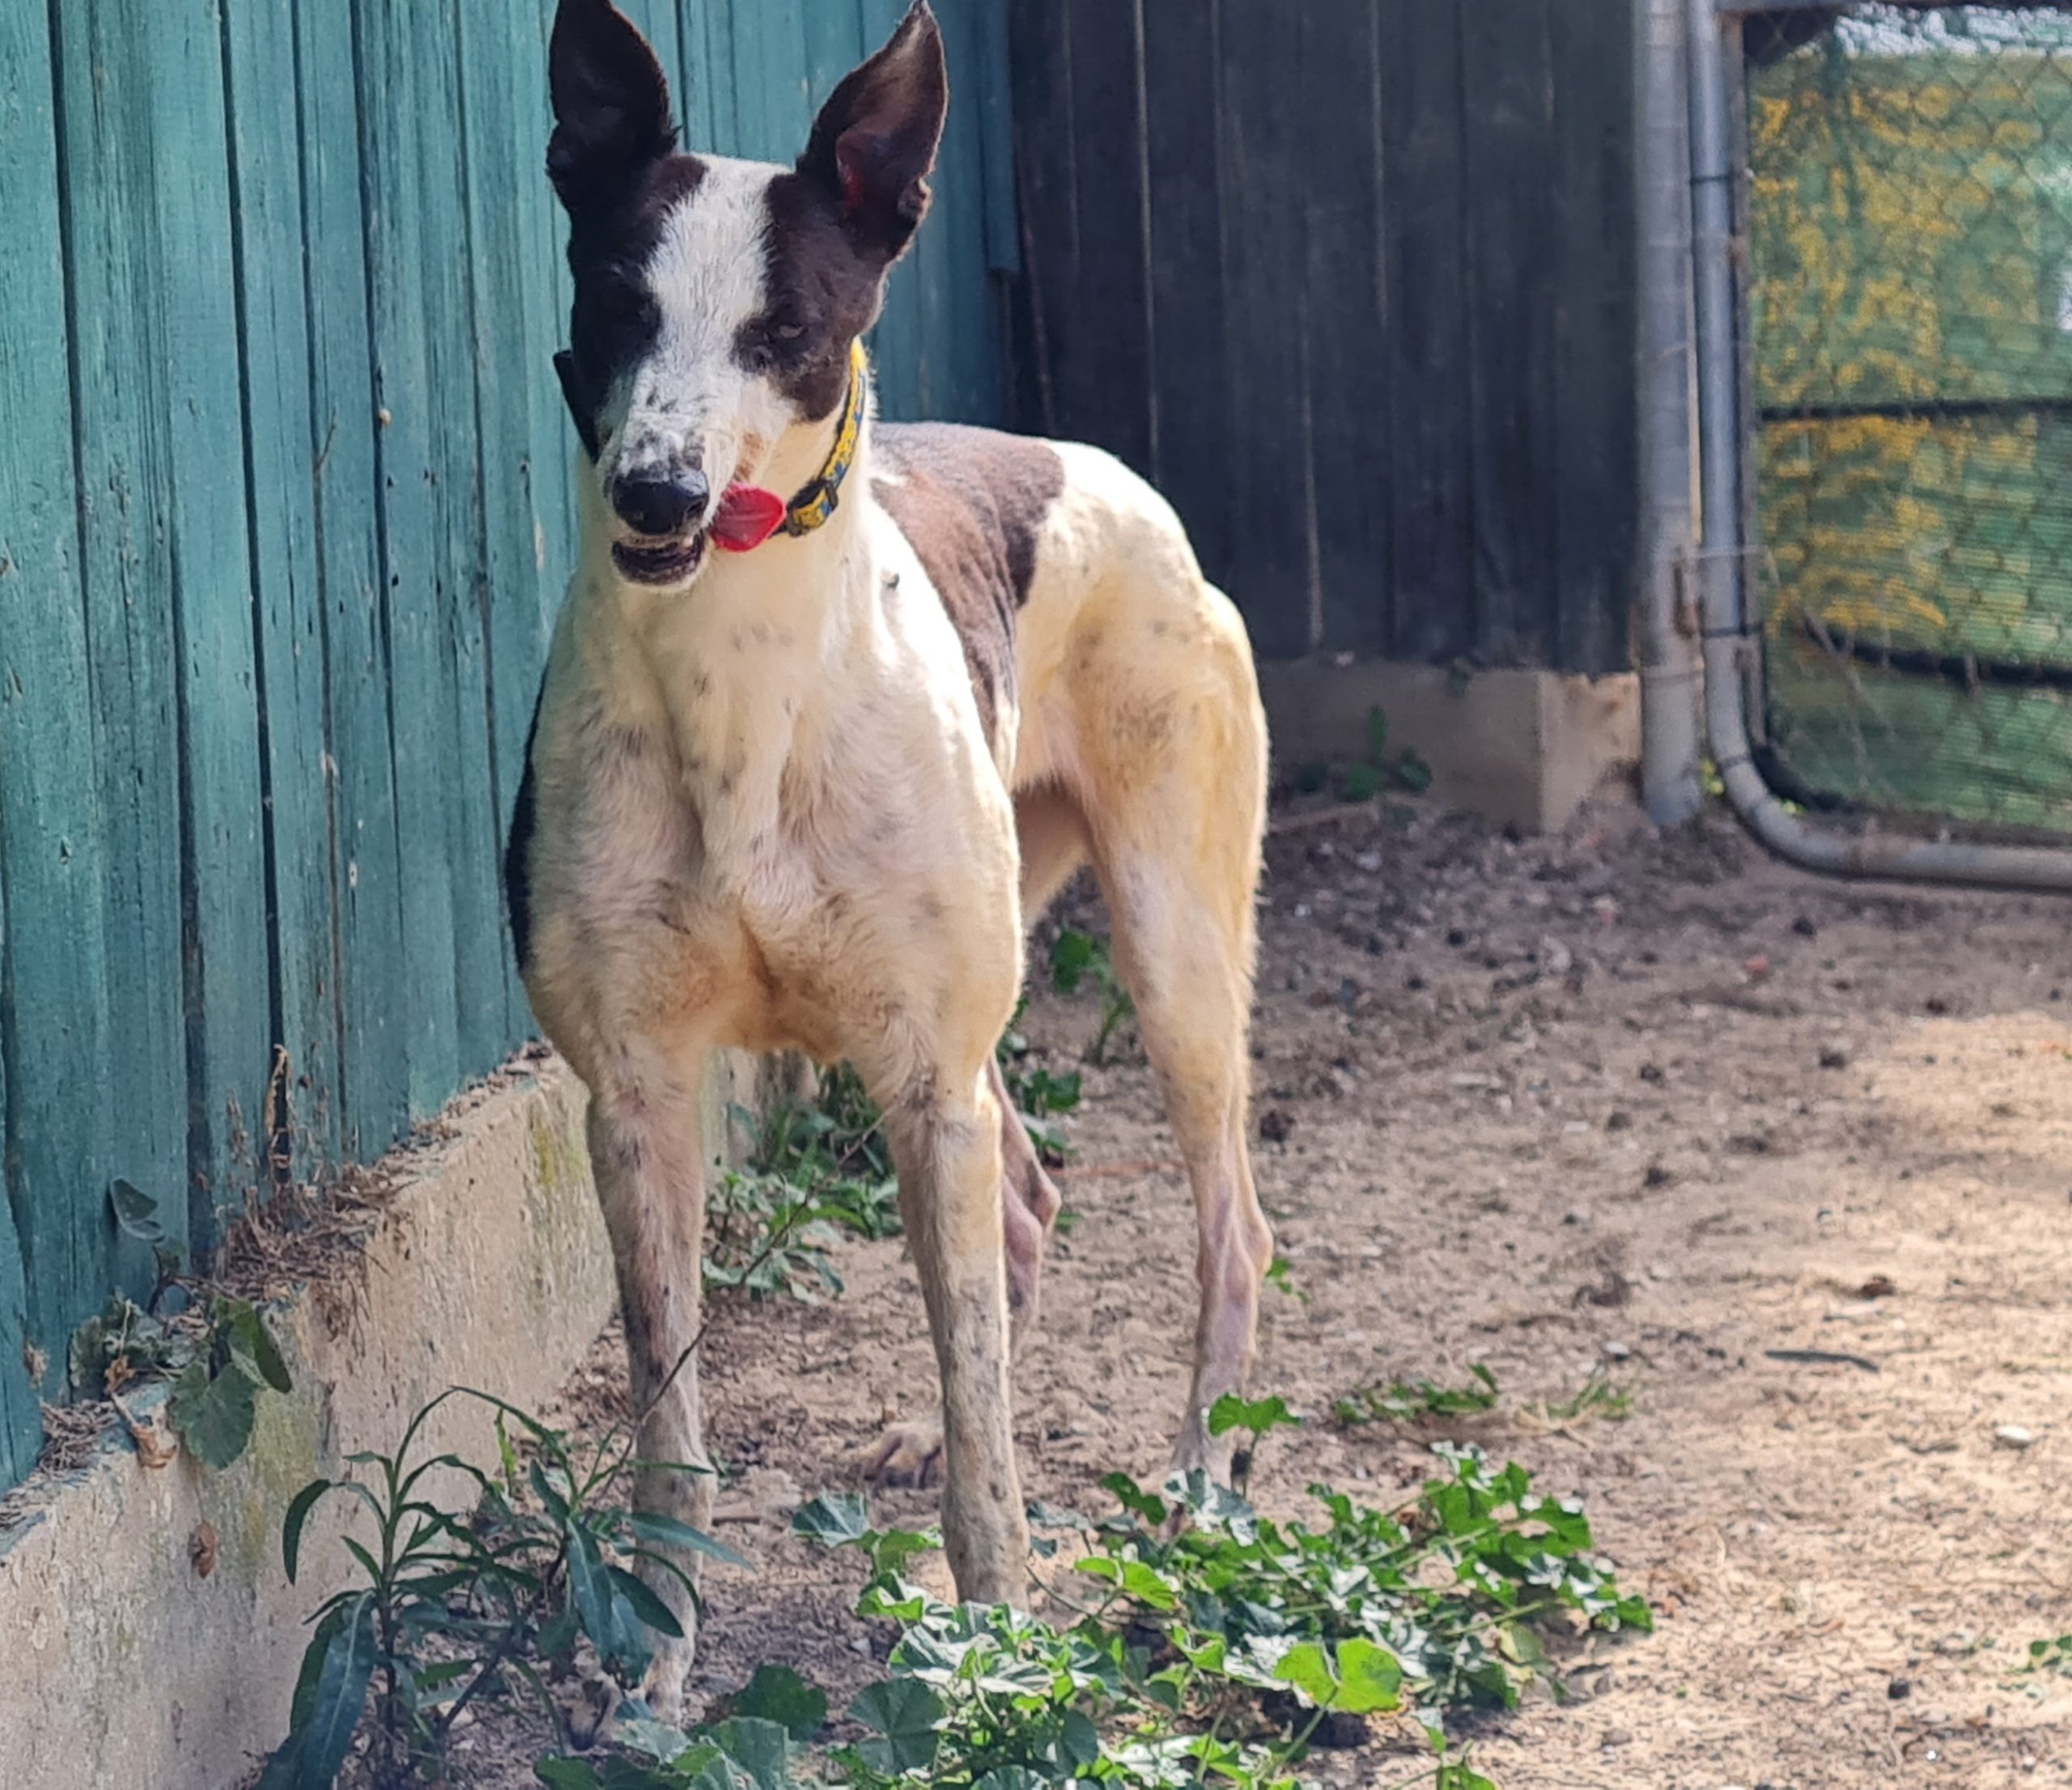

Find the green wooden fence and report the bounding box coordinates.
[0,0,1012,1490]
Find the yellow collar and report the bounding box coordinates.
[783,340,869,538]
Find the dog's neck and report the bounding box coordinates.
[573,394,885,863]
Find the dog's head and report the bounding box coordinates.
[547,0,946,587]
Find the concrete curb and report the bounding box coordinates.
[1259,660,1641,833]
[0,1059,617,1790]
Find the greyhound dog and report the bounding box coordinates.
[507,0,1272,1713]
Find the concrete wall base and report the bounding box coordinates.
[0,1062,630,1790]
[1259,659,1641,833]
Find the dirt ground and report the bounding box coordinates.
[411,793,2072,1789]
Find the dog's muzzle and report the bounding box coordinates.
[609,467,711,586]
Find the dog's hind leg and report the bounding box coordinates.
[1081,598,1272,1481]
[584,1041,716,1722]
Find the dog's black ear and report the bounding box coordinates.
[796,0,948,266]
[548,0,677,213]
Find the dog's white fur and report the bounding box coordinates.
[519,1,1271,1718]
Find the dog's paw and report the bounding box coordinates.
[1168,1420,1238,1489]
[638,1632,698,1728]
[861,1415,945,1487]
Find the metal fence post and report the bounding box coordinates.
[1639,0,1704,823]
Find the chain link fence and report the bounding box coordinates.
[1743,4,2072,838]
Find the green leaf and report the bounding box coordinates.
[538,1606,581,1659]
[1120,1559,1179,1610]
[625,1508,752,1568]
[608,1564,686,1640]
[1208,1393,1297,1439]
[1437,1769,1497,1790]
[732,1664,827,1740]
[1101,1471,1169,1527]
[973,1771,1048,1790]
[1050,928,1099,995]
[285,1601,348,1738]
[1334,1638,1403,1715]
[533,1763,602,1790]
[282,1479,333,1584]
[1366,705,1390,765]
[613,1717,695,1763]
[706,1717,796,1790]
[296,1591,379,1789]
[1395,749,1434,793]
[529,1461,571,1524]
[218,1297,294,1394]
[168,1355,258,1471]
[1273,1640,1341,1709]
[567,1522,629,1664]
[792,1491,871,1548]
[108,1177,164,1242]
[848,1677,945,1771]
[1340,763,1380,803]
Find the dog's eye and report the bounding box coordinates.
[772,320,805,343]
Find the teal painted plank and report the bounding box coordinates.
[860,0,922,418]
[932,0,999,422]
[416,0,511,1077]
[458,0,566,1045]
[0,0,104,1439]
[0,1057,32,1481]
[801,0,865,113]
[616,0,686,107]
[745,0,810,164]
[299,0,411,1159]
[356,0,465,1115]
[53,0,198,1291]
[525,0,582,602]
[910,85,954,411]
[973,0,1019,275]
[686,0,741,151]
[224,0,343,1175]
[145,0,272,1241]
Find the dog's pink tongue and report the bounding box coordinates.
[710,484,787,554]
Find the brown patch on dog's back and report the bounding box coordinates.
[873,425,1065,749]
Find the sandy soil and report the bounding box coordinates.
[387,795,2072,1788]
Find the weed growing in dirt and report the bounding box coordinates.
[1333,1366,1502,1427]
[1525,1370,1633,1426]
[255,1388,741,1788]
[707,1025,1087,1305]
[998,998,1085,1164]
[535,1396,1649,1790]
[61,1179,294,1470]
[706,1075,901,1302]
[1333,1366,1635,1434]
[2023,1635,2072,1676]
[1050,929,1137,1067]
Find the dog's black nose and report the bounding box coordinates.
[611,468,709,538]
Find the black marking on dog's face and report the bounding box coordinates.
[744,4,951,422]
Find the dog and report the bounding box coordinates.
[507,0,1272,1716]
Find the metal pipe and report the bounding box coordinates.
[1638,0,1703,824]
[1684,0,2072,893]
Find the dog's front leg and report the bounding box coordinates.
[864,1055,1059,1486]
[586,1058,713,1722]
[885,1071,1028,1606]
